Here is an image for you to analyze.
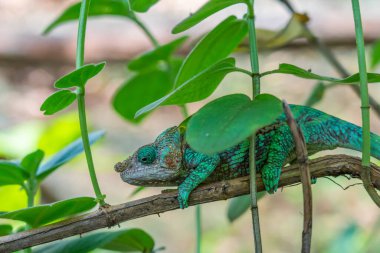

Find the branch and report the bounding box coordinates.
[1,155,380,252]
[283,101,313,253]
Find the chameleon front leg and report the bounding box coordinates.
[178,149,220,209]
[261,127,294,193]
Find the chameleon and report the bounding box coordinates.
[114,105,380,209]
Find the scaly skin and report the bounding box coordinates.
[115,105,380,209]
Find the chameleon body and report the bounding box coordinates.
[115,105,380,209]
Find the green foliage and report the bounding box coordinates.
[55,62,106,89]
[43,0,160,35]
[0,197,96,228]
[262,63,380,83]
[43,0,132,34]
[135,58,237,118]
[40,90,77,115]
[35,228,155,253]
[175,16,247,87]
[186,94,282,154]
[172,0,246,34]
[36,131,104,180]
[21,149,45,176]
[0,224,13,236]
[113,70,172,122]
[304,82,325,106]
[128,37,187,71]
[227,193,265,222]
[370,39,380,69]
[113,36,187,123]
[0,162,28,187]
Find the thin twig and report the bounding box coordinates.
[278,0,380,118]
[283,101,313,253]
[322,177,362,190]
[0,155,379,252]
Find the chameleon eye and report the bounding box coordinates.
[137,146,157,164]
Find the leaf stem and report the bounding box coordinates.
[246,0,263,252]
[122,0,159,48]
[351,0,380,207]
[133,16,159,47]
[76,0,106,206]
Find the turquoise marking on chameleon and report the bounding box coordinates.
[115,105,380,209]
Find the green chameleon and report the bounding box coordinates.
[114,105,380,209]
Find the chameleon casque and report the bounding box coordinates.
[115,105,380,209]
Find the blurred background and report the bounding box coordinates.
[1,0,380,252]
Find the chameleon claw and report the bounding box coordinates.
[177,188,189,209]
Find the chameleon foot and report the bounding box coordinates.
[177,187,190,209]
[261,166,281,194]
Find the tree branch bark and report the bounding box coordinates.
[0,155,380,252]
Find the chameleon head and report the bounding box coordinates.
[114,127,183,186]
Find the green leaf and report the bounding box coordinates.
[262,63,380,84]
[128,36,188,71]
[264,13,312,48]
[43,0,132,35]
[370,39,380,69]
[172,0,246,34]
[304,82,325,106]
[113,70,172,123]
[0,197,96,228]
[130,0,159,12]
[40,90,77,116]
[0,162,29,187]
[100,229,155,252]
[186,94,283,154]
[36,131,105,180]
[175,16,247,88]
[21,149,45,176]
[34,229,155,253]
[227,193,265,222]
[135,58,236,117]
[55,62,106,89]
[0,224,12,236]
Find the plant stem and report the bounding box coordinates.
[133,16,159,47]
[76,0,106,206]
[247,3,260,95]
[122,0,159,48]
[179,104,202,253]
[351,0,380,207]
[246,0,262,252]
[24,181,36,253]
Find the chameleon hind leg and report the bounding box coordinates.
[261,127,294,193]
[178,149,220,209]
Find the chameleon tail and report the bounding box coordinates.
[369,132,380,160]
[329,118,380,160]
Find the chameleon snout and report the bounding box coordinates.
[114,157,132,173]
